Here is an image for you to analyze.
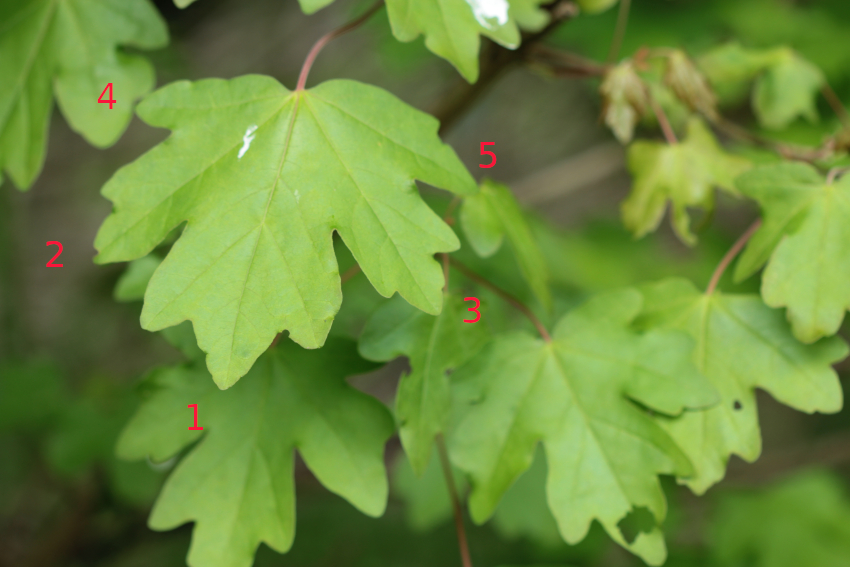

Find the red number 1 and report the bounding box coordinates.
[463,297,481,323]
[188,404,203,430]
[98,83,115,109]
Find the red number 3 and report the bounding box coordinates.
[463,297,480,323]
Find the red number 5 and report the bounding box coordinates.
[463,297,480,323]
[479,142,496,168]
[46,241,63,267]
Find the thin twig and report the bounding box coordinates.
[826,166,849,185]
[606,0,632,63]
[706,219,762,295]
[821,83,850,128]
[711,117,835,164]
[296,0,384,91]
[340,263,362,284]
[649,96,678,144]
[450,258,551,341]
[525,45,609,78]
[436,434,472,567]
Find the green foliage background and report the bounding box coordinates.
[2,0,850,566]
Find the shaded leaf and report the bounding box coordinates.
[577,0,619,15]
[735,163,850,342]
[637,278,846,493]
[117,338,394,567]
[448,289,718,565]
[461,179,552,308]
[698,42,824,130]
[359,293,489,473]
[94,76,475,389]
[0,0,167,189]
[623,117,750,245]
[712,470,850,567]
[114,253,162,302]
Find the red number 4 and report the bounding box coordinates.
[479,142,496,168]
[463,297,480,323]
[98,83,115,109]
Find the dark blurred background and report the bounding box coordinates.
[2,0,850,566]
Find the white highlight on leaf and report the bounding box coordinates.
[294,189,300,203]
[237,125,258,159]
[467,0,509,29]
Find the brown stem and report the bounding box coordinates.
[450,258,551,341]
[442,253,451,292]
[340,263,362,284]
[826,166,849,185]
[711,117,834,164]
[649,96,678,144]
[296,0,384,91]
[706,219,762,295]
[433,1,579,134]
[821,83,850,128]
[606,0,632,63]
[436,434,472,567]
[525,45,609,78]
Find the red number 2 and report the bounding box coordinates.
[46,241,63,267]
[463,297,481,323]
[98,83,115,109]
[479,142,496,168]
[188,404,204,430]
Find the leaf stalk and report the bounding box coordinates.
[296,0,384,91]
[450,258,552,342]
[706,219,762,295]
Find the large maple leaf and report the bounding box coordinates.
[117,338,395,567]
[447,289,718,564]
[94,76,476,388]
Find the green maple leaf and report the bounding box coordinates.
[448,289,718,565]
[117,338,395,567]
[623,117,750,245]
[385,0,522,83]
[752,48,823,130]
[94,75,476,389]
[359,293,489,474]
[735,163,850,343]
[713,470,850,567]
[637,278,846,494]
[460,179,552,308]
[0,0,167,189]
[698,42,824,130]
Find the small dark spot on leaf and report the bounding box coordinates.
[617,506,656,545]
[733,400,742,411]
[444,368,454,376]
